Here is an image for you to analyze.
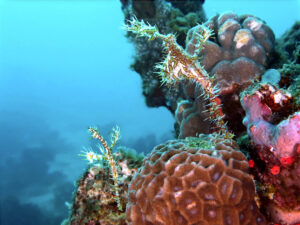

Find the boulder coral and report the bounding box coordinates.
[190,12,275,93]
[179,12,276,137]
[126,136,267,225]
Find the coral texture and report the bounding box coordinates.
[178,12,276,137]
[123,2,277,138]
[127,135,266,225]
[126,18,234,140]
[64,4,300,225]
[288,75,300,107]
[67,165,128,225]
[64,147,144,225]
[190,12,275,93]
[241,84,298,160]
[277,21,300,63]
[122,0,206,110]
[175,97,211,138]
[240,83,300,224]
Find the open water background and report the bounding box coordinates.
[0,0,299,224]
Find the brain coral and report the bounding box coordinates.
[127,135,266,225]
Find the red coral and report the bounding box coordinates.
[271,166,280,175]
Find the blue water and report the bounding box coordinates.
[0,0,299,224]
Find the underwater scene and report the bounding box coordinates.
[0,0,300,224]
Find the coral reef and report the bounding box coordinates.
[126,136,266,225]
[123,6,277,137]
[63,147,144,225]
[125,17,234,140]
[270,22,300,104]
[64,2,300,224]
[121,0,206,110]
[288,75,300,107]
[277,22,300,63]
[180,12,276,137]
[188,12,275,93]
[125,16,266,225]
[124,15,300,224]
[65,164,128,225]
[62,128,144,225]
[278,43,300,96]
[88,127,123,210]
[175,96,211,138]
[240,83,300,224]
[241,84,297,160]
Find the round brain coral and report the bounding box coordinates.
[126,135,266,225]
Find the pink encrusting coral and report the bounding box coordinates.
[241,84,299,163]
[241,83,300,224]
